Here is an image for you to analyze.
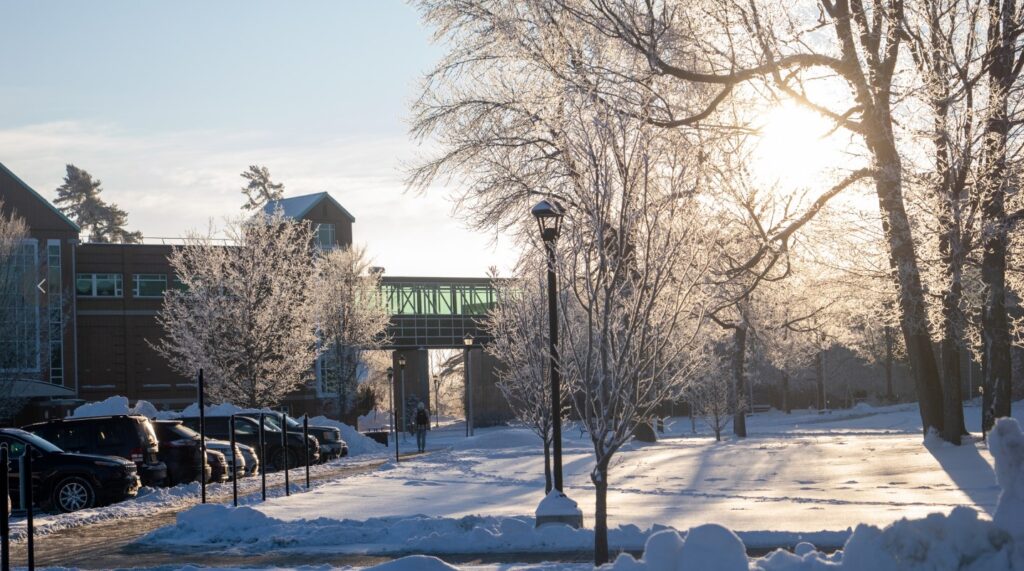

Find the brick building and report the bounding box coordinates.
[1,162,356,421]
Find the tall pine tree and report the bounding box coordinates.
[240,165,284,211]
[54,164,141,243]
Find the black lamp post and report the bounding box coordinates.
[433,375,439,428]
[388,366,398,461]
[532,199,565,491]
[532,199,581,528]
[398,355,407,439]
[463,334,474,437]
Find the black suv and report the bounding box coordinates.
[152,420,212,486]
[262,412,347,462]
[24,416,168,487]
[181,415,319,471]
[0,428,140,513]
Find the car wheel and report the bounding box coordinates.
[53,477,96,513]
[270,448,297,471]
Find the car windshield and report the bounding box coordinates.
[264,413,304,430]
[167,423,200,440]
[8,430,63,454]
[247,415,281,433]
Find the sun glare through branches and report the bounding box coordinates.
[750,102,851,193]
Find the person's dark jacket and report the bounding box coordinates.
[415,409,429,428]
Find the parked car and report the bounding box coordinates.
[23,416,167,487]
[206,438,245,480]
[205,449,229,483]
[181,415,319,472]
[151,420,212,486]
[0,428,140,513]
[262,412,347,462]
[236,442,259,477]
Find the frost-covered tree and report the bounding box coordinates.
[54,164,141,243]
[550,103,710,565]
[240,165,285,212]
[310,246,390,423]
[690,352,735,441]
[155,211,320,408]
[431,349,466,420]
[487,267,560,493]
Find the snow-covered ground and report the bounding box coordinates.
[138,400,1015,567]
[6,454,388,542]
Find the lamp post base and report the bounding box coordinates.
[535,489,583,529]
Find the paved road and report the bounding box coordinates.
[9,459,389,569]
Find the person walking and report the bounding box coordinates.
[415,402,430,453]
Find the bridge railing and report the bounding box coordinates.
[381,279,497,317]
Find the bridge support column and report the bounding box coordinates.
[393,348,430,432]
[466,349,514,428]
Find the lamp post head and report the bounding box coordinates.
[386,367,393,378]
[398,355,407,369]
[532,199,563,242]
[463,333,475,347]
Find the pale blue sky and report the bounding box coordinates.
[0,1,516,277]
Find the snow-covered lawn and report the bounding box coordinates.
[247,403,1004,532]
[140,401,1012,562]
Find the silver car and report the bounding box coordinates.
[205,438,245,480]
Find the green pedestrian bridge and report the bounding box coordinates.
[380,277,498,349]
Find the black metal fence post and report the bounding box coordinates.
[259,413,266,502]
[24,444,33,571]
[230,414,238,507]
[198,369,207,504]
[1,444,9,571]
[282,413,290,496]
[303,415,310,489]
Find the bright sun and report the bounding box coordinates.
[751,102,848,192]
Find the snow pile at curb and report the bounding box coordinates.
[71,396,161,419]
[309,415,386,456]
[140,505,648,554]
[139,503,850,556]
[606,508,1013,570]
[359,410,390,431]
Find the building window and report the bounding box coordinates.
[47,241,63,384]
[0,241,39,372]
[316,223,336,250]
[76,273,123,297]
[132,274,167,298]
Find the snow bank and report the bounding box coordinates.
[308,415,386,456]
[140,504,648,554]
[139,503,849,558]
[359,410,391,431]
[605,507,1015,570]
[179,402,251,417]
[991,417,1024,568]
[71,396,162,419]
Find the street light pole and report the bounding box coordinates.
[399,355,407,440]
[532,199,582,528]
[388,367,398,462]
[433,375,440,428]
[464,334,474,437]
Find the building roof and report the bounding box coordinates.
[0,161,81,232]
[263,192,355,223]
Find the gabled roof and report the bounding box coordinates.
[263,192,355,223]
[0,161,81,232]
